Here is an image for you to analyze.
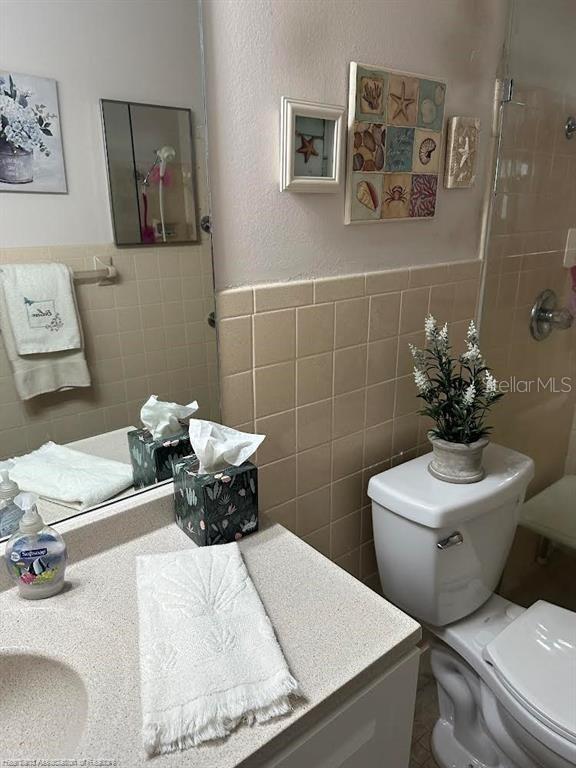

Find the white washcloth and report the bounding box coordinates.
[10,442,133,510]
[0,282,90,400]
[0,263,82,354]
[136,544,301,755]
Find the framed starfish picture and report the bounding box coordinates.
[280,97,345,193]
[445,117,480,189]
[345,62,446,223]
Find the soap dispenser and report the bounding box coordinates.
[5,493,67,599]
[0,461,24,538]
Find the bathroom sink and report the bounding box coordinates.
[0,606,129,760]
[0,651,88,757]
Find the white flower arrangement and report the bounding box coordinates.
[0,74,55,156]
[410,316,503,444]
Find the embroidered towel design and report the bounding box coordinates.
[136,543,301,755]
[0,263,82,354]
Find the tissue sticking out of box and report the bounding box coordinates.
[140,395,199,440]
[188,419,265,474]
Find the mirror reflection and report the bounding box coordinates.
[0,0,217,541]
[101,100,198,247]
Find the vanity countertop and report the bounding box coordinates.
[0,490,421,767]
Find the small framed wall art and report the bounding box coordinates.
[345,62,446,223]
[444,117,480,189]
[280,97,345,193]
[0,70,67,193]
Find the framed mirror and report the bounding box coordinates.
[101,100,198,247]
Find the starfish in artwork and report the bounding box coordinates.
[457,135,471,168]
[296,134,319,163]
[390,81,416,121]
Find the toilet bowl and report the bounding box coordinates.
[368,444,576,768]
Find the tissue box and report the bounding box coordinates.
[173,456,258,546]
[127,428,193,489]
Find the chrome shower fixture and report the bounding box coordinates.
[565,116,576,140]
[530,289,574,341]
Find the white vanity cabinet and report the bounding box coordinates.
[268,649,419,768]
[0,491,421,768]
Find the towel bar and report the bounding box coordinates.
[73,256,118,285]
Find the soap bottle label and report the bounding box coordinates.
[0,503,24,537]
[9,546,64,587]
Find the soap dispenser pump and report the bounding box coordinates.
[0,461,23,538]
[5,493,67,599]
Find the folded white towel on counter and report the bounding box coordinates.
[10,442,133,510]
[0,263,82,354]
[0,281,90,400]
[136,543,301,755]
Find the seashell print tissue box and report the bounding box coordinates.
[172,456,259,546]
[127,428,193,490]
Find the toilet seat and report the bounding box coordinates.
[432,594,576,766]
[483,600,576,747]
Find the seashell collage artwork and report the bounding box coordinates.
[345,62,445,223]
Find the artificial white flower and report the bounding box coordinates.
[424,314,437,341]
[463,383,476,405]
[466,320,479,345]
[436,322,449,350]
[409,343,426,367]
[413,367,430,393]
[461,343,483,365]
[484,371,498,396]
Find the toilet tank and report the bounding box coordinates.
[368,444,534,627]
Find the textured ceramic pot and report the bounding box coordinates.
[427,433,489,484]
[0,138,33,184]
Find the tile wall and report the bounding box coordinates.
[0,243,219,460]
[483,81,576,496]
[216,261,481,586]
[482,81,576,599]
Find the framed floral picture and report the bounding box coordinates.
[280,97,345,193]
[0,70,67,194]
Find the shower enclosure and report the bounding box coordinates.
[480,0,576,609]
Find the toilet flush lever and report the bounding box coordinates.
[437,532,464,550]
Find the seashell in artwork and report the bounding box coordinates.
[374,144,384,170]
[363,130,376,152]
[353,153,364,171]
[420,98,437,126]
[418,137,437,165]
[363,160,376,172]
[356,179,378,211]
[354,131,362,149]
[372,124,384,145]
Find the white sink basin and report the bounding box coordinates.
[0,651,88,757]
[0,606,128,760]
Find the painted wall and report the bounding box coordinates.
[203,0,508,289]
[0,0,205,248]
[509,0,576,97]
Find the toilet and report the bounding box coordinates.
[368,443,576,768]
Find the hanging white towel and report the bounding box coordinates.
[10,442,134,510]
[0,281,90,400]
[0,263,82,354]
[136,543,301,755]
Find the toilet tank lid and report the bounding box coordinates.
[367,443,534,528]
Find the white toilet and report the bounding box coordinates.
[368,443,576,768]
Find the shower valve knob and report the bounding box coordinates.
[530,289,574,340]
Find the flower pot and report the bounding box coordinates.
[0,138,33,184]
[427,433,489,484]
